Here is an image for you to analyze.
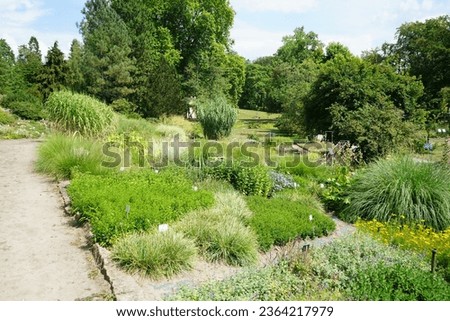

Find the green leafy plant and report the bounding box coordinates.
[0,108,15,124]
[68,169,214,246]
[112,230,197,279]
[348,263,450,300]
[205,163,273,197]
[342,156,450,230]
[36,134,107,179]
[247,196,336,251]
[197,95,237,140]
[320,166,353,213]
[45,90,114,136]
[168,261,303,301]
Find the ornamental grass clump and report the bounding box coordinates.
[197,96,237,140]
[46,90,114,136]
[112,230,197,279]
[342,156,450,230]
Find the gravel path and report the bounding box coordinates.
[0,139,111,301]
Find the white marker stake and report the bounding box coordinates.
[159,224,169,233]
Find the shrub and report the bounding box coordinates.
[0,108,15,124]
[197,96,237,140]
[112,230,197,279]
[355,219,450,281]
[7,100,43,120]
[305,233,429,291]
[206,163,273,197]
[68,169,214,246]
[247,196,336,251]
[342,156,450,230]
[349,263,450,300]
[36,134,107,180]
[46,91,114,136]
[2,91,43,120]
[168,261,303,301]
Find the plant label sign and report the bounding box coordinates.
[159,224,169,233]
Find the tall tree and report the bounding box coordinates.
[276,27,324,64]
[80,0,135,104]
[17,36,43,88]
[393,16,450,114]
[0,39,15,95]
[39,41,67,99]
[302,55,424,160]
[66,39,85,93]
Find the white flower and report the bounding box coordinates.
[320,183,325,189]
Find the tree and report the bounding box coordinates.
[276,27,324,64]
[302,55,424,160]
[80,0,135,104]
[239,62,272,111]
[137,57,184,118]
[17,36,43,87]
[393,16,450,114]
[39,41,67,99]
[66,39,85,93]
[111,0,237,104]
[0,39,15,95]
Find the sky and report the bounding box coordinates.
[0,0,449,61]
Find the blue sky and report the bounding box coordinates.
[0,0,449,60]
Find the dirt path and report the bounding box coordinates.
[0,139,111,301]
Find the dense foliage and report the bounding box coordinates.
[68,169,214,246]
[169,233,450,301]
[205,163,273,197]
[45,90,114,136]
[247,196,336,251]
[342,156,450,230]
[197,96,237,139]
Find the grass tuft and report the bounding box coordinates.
[112,230,197,279]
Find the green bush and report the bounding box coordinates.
[112,230,197,279]
[197,96,237,140]
[206,163,273,197]
[168,261,303,301]
[305,233,430,291]
[247,196,336,251]
[0,108,15,124]
[349,263,450,300]
[7,100,43,120]
[36,134,107,179]
[342,156,450,230]
[68,169,214,246]
[46,91,114,136]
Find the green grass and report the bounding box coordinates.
[35,134,107,179]
[46,91,114,136]
[112,230,197,279]
[342,155,450,230]
[175,189,259,266]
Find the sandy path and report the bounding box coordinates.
[0,139,111,301]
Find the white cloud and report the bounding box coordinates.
[231,0,317,13]
[230,19,286,60]
[0,0,49,27]
[400,0,434,12]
